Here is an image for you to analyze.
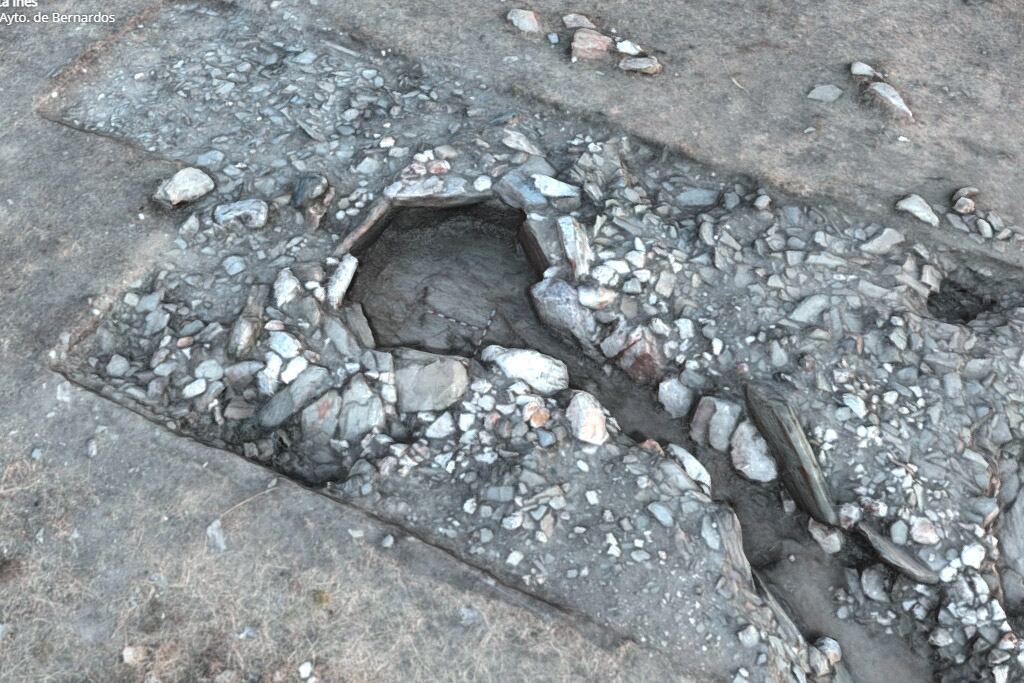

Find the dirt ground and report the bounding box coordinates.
[2,0,1023,681]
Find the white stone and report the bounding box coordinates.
[425,412,456,439]
[909,516,940,545]
[533,174,581,198]
[729,420,777,482]
[961,543,985,569]
[182,378,207,399]
[507,8,541,33]
[273,268,302,307]
[154,167,214,206]
[667,444,712,492]
[690,396,741,451]
[850,61,879,78]
[326,255,358,309]
[807,84,843,102]
[658,377,695,418]
[867,82,913,120]
[481,346,568,396]
[808,519,842,554]
[566,391,608,445]
[895,194,938,226]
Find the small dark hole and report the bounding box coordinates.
[927,270,998,324]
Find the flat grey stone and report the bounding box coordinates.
[337,374,385,442]
[675,188,720,207]
[394,349,469,413]
[258,365,332,428]
[807,84,843,102]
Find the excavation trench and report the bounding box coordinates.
[346,203,925,681]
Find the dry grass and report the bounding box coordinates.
[0,450,671,683]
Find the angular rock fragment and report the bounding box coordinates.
[571,29,613,60]
[743,384,838,526]
[730,420,777,482]
[618,56,662,75]
[257,365,332,428]
[675,188,720,207]
[577,285,617,310]
[615,39,642,56]
[273,268,302,308]
[856,522,940,584]
[506,8,541,33]
[326,255,358,309]
[481,346,568,395]
[337,374,385,442]
[867,82,913,120]
[807,84,843,102]
[533,175,580,199]
[567,391,608,445]
[393,349,469,413]
[658,376,694,418]
[789,294,830,325]
[301,390,342,443]
[895,194,938,227]
[859,227,904,254]
[530,278,598,348]
[228,285,268,358]
[562,13,595,29]
[691,396,741,452]
[556,216,592,278]
[500,129,544,157]
[617,325,664,384]
[849,61,880,79]
[495,157,555,210]
[214,199,269,229]
[519,213,565,270]
[322,317,362,360]
[385,175,487,208]
[808,519,842,554]
[154,167,214,206]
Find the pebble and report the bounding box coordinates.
[658,376,695,418]
[910,517,940,545]
[895,194,938,227]
[567,391,608,445]
[572,28,613,60]
[326,255,358,309]
[850,61,879,79]
[106,354,130,377]
[808,519,842,554]
[789,294,829,324]
[690,396,741,451]
[859,227,904,254]
[730,420,777,482]
[507,8,541,33]
[154,167,214,206]
[867,82,913,120]
[618,56,662,75]
[562,13,595,29]
[961,543,986,569]
[214,199,269,229]
[807,84,843,103]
